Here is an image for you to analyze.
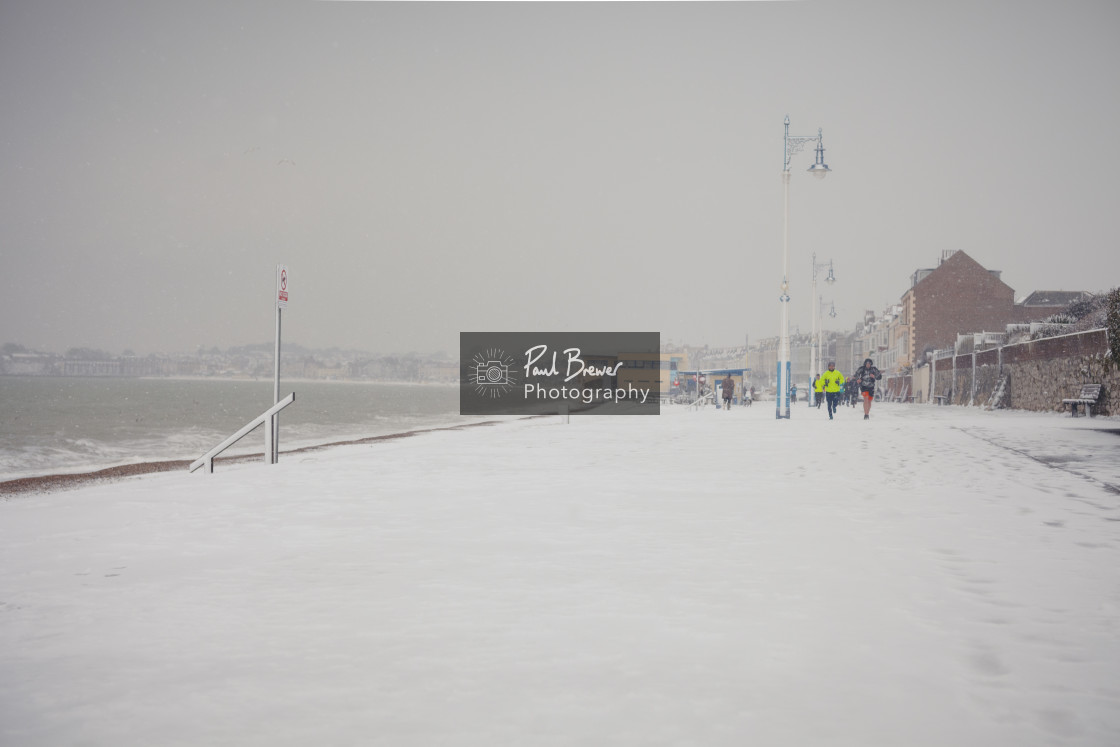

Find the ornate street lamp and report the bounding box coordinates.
[818,296,837,392]
[777,116,831,419]
[809,254,836,406]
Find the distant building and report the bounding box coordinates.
[1014,290,1092,317]
[61,359,123,377]
[1,353,56,376]
[897,250,1080,369]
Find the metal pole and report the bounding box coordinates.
[272,305,281,463]
[776,115,829,418]
[778,167,791,419]
[970,348,977,407]
[809,255,817,408]
[930,355,936,404]
[819,295,826,390]
[951,349,957,406]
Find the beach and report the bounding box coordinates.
[0,377,468,483]
[2,403,1119,745]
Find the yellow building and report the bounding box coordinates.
[615,352,687,399]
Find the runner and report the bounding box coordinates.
[821,361,845,420]
[852,358,881,420]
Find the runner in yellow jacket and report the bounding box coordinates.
[821,361,845,420]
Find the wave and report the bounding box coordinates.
[0,413,482,482]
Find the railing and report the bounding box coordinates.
[190,393,296,473]
[688,392,716,410]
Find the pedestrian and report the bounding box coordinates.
[812,374,825,408]
[853,358,881,419]
[721,374,734,410]
[790,384,798,404]
[821,361,845,419]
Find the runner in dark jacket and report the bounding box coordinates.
[852,358,881,420]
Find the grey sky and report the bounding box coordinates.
[2,0,1117,356]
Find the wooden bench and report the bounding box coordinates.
[1062,383,1103,417]
[934,386,952,405]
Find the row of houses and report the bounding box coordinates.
[849,250,1088,375]
[750,250,1089,392]
[1,349,460,383]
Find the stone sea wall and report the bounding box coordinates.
[927,329,1117,414]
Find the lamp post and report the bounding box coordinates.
[777,115,830,419]
[818,296,837,387]
[808,254,836,407]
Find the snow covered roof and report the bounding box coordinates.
[1017,290,1091,307]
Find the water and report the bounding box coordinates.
[0,377,468,480]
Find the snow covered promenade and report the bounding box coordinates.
[2,404,1119,746]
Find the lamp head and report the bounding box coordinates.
[809,129,830,179]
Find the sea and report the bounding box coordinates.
[0,377,469,481]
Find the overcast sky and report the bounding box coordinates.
[2,0,1117,356]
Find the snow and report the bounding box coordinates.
[2,403,1120,746]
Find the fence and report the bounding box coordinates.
[921,328,1115,414]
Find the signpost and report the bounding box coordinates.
[277,265,288,308]
[272,264,288,464]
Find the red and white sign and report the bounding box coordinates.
[276,264,289,308]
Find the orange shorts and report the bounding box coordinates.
[861,389,874,401]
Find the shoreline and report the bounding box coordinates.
[0,419,507,497]
[1,373,457,387]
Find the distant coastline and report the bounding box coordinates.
[136,376,457,387]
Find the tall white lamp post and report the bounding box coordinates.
[809,253,836,406]
[818,296,837,387]
[777,115,830,419]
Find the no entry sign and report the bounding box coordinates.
[277,265,289,308]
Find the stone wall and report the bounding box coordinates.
[926,329,1116,414]
[881,375,914,400]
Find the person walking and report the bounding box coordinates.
[821,361,845,420]
[812,374,825,408]
[721,374,734,410]
[853,358,881,419]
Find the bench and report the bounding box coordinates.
[1062,383,1103,417]
[934,386,952,405]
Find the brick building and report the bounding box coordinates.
[898,250,1071,367]
[1013,290,1092,320]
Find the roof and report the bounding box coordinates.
[1017,290,1091,307]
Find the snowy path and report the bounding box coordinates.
[2,403,1119,746]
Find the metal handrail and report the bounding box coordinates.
[190,392,296,473]
[688,392,716,410]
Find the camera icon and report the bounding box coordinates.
[477,361,509,385]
